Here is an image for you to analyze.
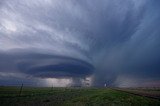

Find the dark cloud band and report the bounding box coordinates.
[0,0,160,87]
[0,51,94,78]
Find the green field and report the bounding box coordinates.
[0,86,160,106]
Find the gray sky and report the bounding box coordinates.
[0,0,160,87]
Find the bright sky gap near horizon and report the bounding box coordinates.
[0,0,160,87]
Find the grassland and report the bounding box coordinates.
[0,86,160,106]
[115,87,160,100]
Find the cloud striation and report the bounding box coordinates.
[0,0,160,87]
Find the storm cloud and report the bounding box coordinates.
[0,0,160,87]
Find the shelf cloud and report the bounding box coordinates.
[0,0,160,87]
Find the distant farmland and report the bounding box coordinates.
[0,86,160,106]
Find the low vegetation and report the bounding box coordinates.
[0,86,160,106]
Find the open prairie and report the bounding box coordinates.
[0,86,160,106]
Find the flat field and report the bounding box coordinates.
[0,86,160,106]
